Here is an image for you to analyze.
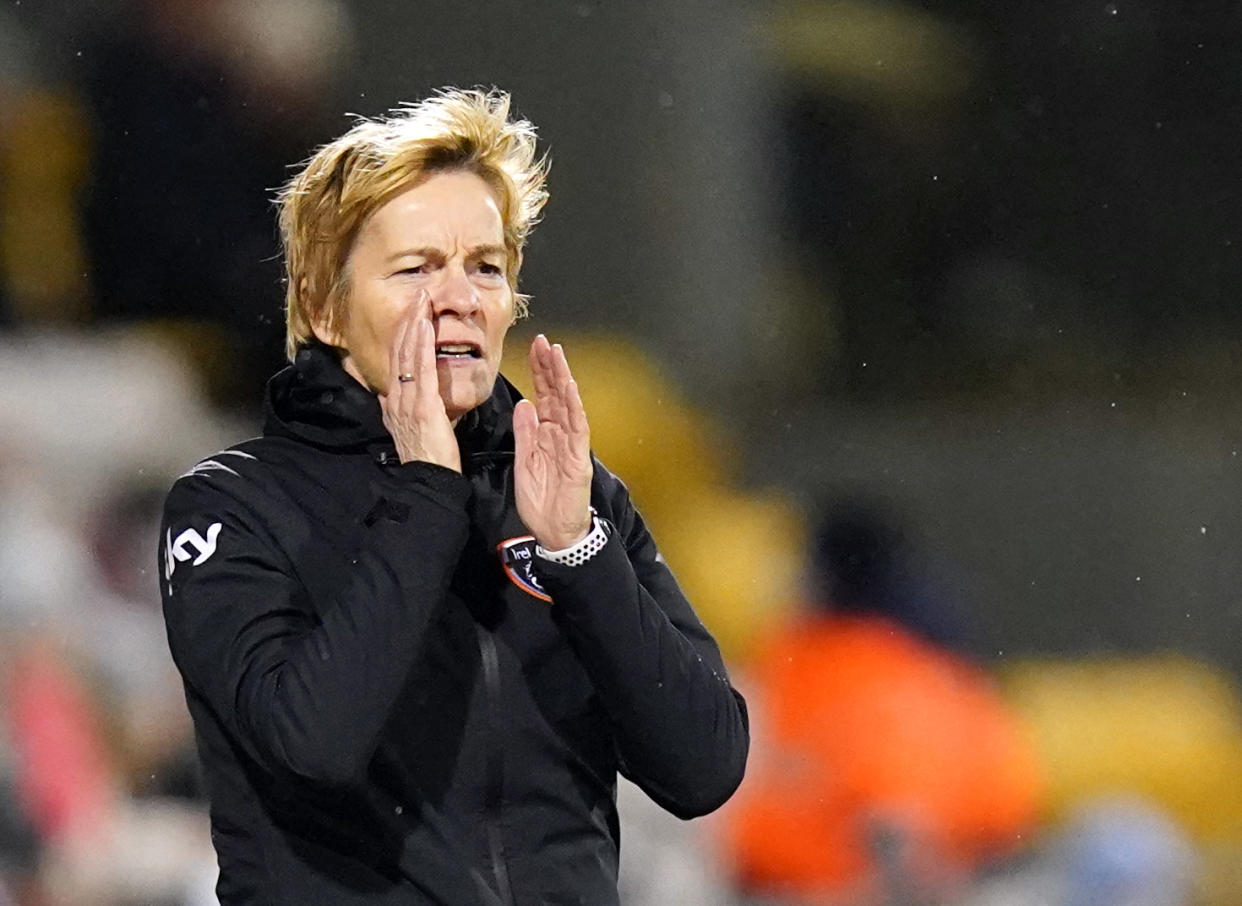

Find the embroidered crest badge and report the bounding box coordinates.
[496,536,552,603]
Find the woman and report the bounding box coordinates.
[160,88,748,905]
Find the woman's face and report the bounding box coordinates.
[317,169,515,422]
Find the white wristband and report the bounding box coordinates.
[535,515,611,567]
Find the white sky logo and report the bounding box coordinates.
[164,522,223,581]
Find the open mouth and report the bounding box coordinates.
[435,342,483,360]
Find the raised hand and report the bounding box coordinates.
[379,291,462,472]
[513,335,593,550]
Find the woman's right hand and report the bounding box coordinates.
[379,293,462,472]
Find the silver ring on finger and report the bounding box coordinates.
[398,373,415,383]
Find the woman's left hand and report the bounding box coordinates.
[513,334,594,550]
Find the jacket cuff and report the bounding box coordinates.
[533,525,628,603]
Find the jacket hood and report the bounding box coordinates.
[263,342,520,457]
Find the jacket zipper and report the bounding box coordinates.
[476,625,515,906]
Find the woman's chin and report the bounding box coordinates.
[439,373,490,421]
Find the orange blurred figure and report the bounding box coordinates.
[722,503,1043,903]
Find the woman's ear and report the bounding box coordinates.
[310,310,341,347]
[306,280,343,347]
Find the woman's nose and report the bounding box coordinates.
[429,266,480,316]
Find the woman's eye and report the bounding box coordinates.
[478,263,503,276]
[396,265,425,275]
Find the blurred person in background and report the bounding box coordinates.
[73,0,352,406]
[0,450,218,904]
[722,500,1042,905]
[159,88,748,905]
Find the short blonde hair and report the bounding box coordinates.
[276,88,549,360]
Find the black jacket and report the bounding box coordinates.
[159,344,749,906]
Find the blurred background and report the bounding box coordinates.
[3,0,1242,903]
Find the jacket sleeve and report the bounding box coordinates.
[532,463,749,819]
[159,458,471,788]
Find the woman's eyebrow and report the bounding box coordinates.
[468,244,507,259]
[385,247,440,264]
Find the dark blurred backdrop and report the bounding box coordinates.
[3,1,1242,902]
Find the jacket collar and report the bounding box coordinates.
[263,342,519,456]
